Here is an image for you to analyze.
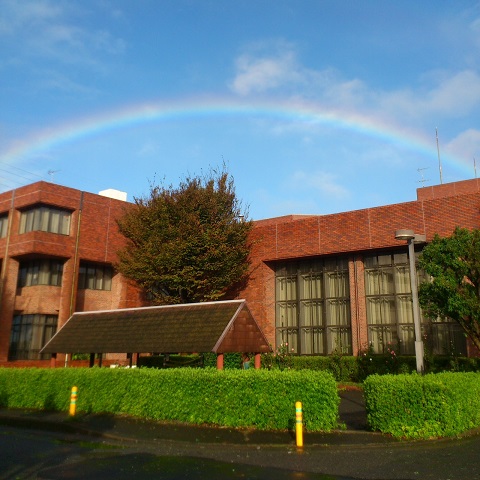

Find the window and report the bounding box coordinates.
[18,259,63,287]
[275,258,352,355]
[364,252,415,354]
[8,314,58,360]
[364,251,466,355]
[0,214,8,238]
[78,262,113,291]
[19,205,71,235]
[424,316,467,356]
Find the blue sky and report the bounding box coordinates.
[1,1,479,220]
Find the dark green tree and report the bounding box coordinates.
[418,227,480,351]
[116,167,253,304]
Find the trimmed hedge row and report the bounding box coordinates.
[139,353,480,383]
[364,372,480,439]
[0,367,339,432]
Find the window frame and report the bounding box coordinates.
[363,250,466,355]
[0,213,9,238]
[18,258,64,287]
[8,314,58,360]
[78,262,113,291]
[19,204,71,236]
[275,257,352,355]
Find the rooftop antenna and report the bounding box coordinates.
[436,128,443,184]
[47,169,60,183]
[417,167,429,187]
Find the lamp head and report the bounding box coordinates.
[395,229,415,241]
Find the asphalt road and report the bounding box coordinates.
[0,425,355,480]
[1,418,479,480]
[0,391,479,480]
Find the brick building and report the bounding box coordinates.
[0,179,479,365]
[0,182,144,365]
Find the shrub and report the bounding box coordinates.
[0,367,339,432]
[364,372,480,439]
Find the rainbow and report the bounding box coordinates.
[0,96,473,176]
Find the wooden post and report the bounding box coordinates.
[254,353,261,369]
[216,353,224,370]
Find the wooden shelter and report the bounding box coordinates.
[41,300,271,369]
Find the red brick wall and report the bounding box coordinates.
[417,178,480,201]
[241,187,480,351]
[0,182,145,362]
[1,180,480,362]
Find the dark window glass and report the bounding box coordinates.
[19,206,71,235]
[78,263,113,291]
[9,314,58,360]
[18,259,63,287]
[275,257,351,355]
[0,214,9,238]
[364,251,466,355]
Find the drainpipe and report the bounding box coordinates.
[66,192,83,367]
[0,191,15,302]
[0,191,15,360]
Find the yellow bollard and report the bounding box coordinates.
[69,386,78,416]
[295,401,303,448]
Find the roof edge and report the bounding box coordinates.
[212,300,246,352]
[73,299,246,316]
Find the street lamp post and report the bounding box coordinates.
[394,229,425,373]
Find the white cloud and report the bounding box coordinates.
[425,70,480,116]
[1,0,125,61]
[230,49,302,95]
[445,129,480,161]
[380,70,480,119]
[291,170,350,199]
[35,69,100,94]
[230,42,480,128]
[137,141,159,157]
[0,0,62,34]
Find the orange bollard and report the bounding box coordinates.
[69,386,78,416]
[295,401,303,448]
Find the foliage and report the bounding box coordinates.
[202,352,245,369]
[116,166,253,304]
[138,353,245,369]
[261,342,295,370]
[0,367,339,432]
[419,227,480,351]
[257,349,479,382]
[138,354,205,369]
[364,372,480,439]
[137,351,478,380]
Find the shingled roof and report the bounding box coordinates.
[41,300,271,355]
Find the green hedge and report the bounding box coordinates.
[0,367,339,432]
[139,353,244,370]
[139,353,480,382]
[364,372,480,439]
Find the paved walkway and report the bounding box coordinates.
[338,389,368,431]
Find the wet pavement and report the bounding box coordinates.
[0,390,390,447]
[1,390,479,479]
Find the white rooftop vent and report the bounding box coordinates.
[99,189,127,201]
